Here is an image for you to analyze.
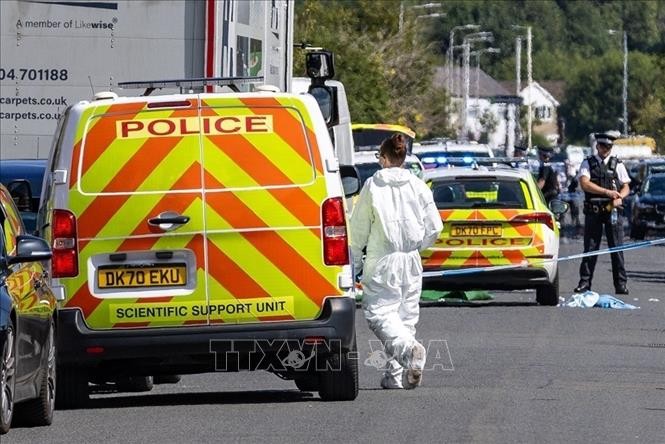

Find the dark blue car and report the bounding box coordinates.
[0,159,47,234]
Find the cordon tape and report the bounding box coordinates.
[422,237,665,278]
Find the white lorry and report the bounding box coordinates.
[1,0,354,164]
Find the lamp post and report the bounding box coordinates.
[448,24,480,97]
[513,25,532,149]
[471,47,500,104]
[400,2,443,32]
[461,32,493,137]
[609,29,628,136]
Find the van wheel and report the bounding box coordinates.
[318,338,359,401]
[116,376,154,392]
[0,319,16,434]
[536,271,559,306]
[55,365,88,410]
[153,374,181,384]
[294,373,319,392]
[15,320,56,426]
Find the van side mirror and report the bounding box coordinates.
[308,84,339,127]
[305,51,335,80]
[7,180,33,211]
[339,165,360,198]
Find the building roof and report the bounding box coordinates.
[434,66,511,98]
[498,80,566,104]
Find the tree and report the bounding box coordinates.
[294,0,452,138]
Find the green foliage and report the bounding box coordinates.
[295,0,665,147]
[294,0,453,138]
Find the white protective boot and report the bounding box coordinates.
[402,341,426,389]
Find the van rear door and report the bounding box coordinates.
[64,99,207,329]
[200,95,344,324]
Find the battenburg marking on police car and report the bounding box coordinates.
[110,296,293,322]
[115,115,274,139]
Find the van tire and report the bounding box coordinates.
[116,376,154,392]
[318,338,358,401]
[55,365,88,410]
[536,271,559,306]
[15,320,56,426]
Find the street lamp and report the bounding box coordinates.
[609,29,628,136]
[512,25,532,149]
[400,2,443,32]
[471,47,500,105]
[448,24,480,96]
[461,32,493,137]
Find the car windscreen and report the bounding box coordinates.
[431,177,529,209]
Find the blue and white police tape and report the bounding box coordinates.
[422,237,665,278]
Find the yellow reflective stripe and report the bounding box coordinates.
[74,104,111,147]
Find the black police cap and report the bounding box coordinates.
[594,133,617,146]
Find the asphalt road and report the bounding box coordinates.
[5,234,664,443]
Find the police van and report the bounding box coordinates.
[39,75,360,407]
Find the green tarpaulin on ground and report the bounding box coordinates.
[354,290,493,302]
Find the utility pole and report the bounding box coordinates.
[622,30,628,136]
[462,42,470,138]
[526,26,532,150]
[515,36,522,95]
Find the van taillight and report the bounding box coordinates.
[510,212,555,231]
[52,209,79,277]
[322,197,349,265]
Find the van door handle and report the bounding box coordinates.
[148,212,190,231]
[148,215,190,225]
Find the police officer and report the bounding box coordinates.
[537,146,560,204]
[574,133,631,294]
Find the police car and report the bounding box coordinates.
[421,165,568,305]
[413,140,494,169]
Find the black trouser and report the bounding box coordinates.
[578,210,627,289]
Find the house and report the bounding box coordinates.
[500,80,565,146]
[435,66,520,152]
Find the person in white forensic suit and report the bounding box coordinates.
[350,133,443,389]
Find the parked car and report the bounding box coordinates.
[630,172,665,240]
[351,123,415,154]
[413,140,494,169]
[421,166,568,305]
[354,151,424,188]
[634,158,665,187]
[0,159,47,234]
[0,183,56,434]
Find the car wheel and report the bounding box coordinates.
[318,337,359,401]
[536,271,559,306]
[55,364,89,410]
[15,319,56,426]
[116,376,154,392]
[153,374,181,384]
[630,223,646,240]
[0,319,16,434]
